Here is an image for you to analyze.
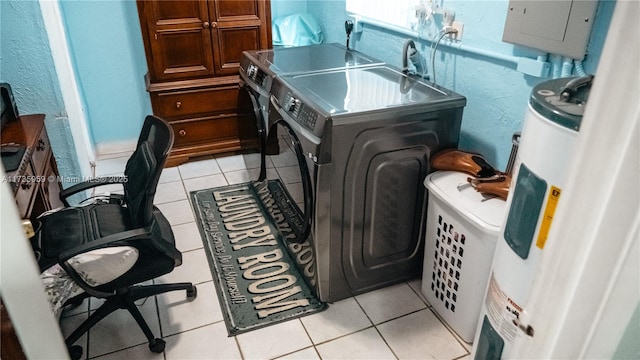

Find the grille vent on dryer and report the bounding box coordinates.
[430,214,466,313]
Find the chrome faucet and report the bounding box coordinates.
[402,39,425,77]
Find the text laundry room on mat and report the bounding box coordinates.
[191,179,327,336]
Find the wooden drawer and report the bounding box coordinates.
[31,126,50,175]
[43,157,63,210]
[13,162,37,218]
[171,115,241,147]
[153,86,240,119]
[1,114,62,221]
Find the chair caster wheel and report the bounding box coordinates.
[68,345,83,360]
[149,338,166,353]
[187,285,197,299]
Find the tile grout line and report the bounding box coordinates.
[91,156,471,359]
[269,319,318,360]
[371,325,401,360]
[425,306,473,355]
[235,333,246,360]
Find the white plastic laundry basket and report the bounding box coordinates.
[422,171,506,343]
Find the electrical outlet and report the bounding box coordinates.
[447,21,464,40]
[443,10,456,26]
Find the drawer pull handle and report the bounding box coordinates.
[37,139,46,151]
[178,130,187,137]
[175,101,182,109]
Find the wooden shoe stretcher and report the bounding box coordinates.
[431,149,511,200]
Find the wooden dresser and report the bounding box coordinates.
[2,114,63,224]
[136,0,272,167]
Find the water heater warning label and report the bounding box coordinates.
[536,186,562,249]
[484,273,523,343]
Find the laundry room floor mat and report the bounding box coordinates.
[190,180,327,336]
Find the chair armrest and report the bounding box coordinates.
[60,176,127,206]
[56,226,152,298]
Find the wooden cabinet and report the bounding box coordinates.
[1,298,26,360]
[2,114,63,224]
[136,0,272,166]
[1,116,61,359]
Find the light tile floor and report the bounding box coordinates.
[59,150,472,360]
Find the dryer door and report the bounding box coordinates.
[254,118,319,292]
[244,84,268,181]
[265,119,314,244]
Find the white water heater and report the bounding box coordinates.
[471,76,593,359]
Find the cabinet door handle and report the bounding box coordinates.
[203,21,210,28]
[211,22,217,28]
[37,139,46,151]
[178,129,187,137]
[175,101,182,109]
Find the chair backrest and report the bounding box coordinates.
[123,115,174,226]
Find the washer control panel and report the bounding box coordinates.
[284,93,318,132]
[246,63,267,89]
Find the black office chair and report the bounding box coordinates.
[30,115,196,359]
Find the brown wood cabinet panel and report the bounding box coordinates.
[137,0,271,166]
[138,0,214,82]
[214,27,261,75]
[165,113,258,167]
[171,115,240,146]
[208,0,270,75]
[152,85,241,119]
[213,0,259,20]
[153,0,204,21]
[13,162,37,217]
[1,299,26,360]
[154,29,214,80]
[1,114,63,223]
[31,125,50,174]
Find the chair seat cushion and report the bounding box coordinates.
[68,246,140,286]
[41,246,139,317]
[35,203,132,271]
[39,207,88,259]
[35,202,177,314]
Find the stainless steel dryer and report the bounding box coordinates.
[239,44,384,179]
[268,65,466,302]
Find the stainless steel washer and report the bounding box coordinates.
[239,44,384,179]
[240,43,384,123]
[269,65,467,302]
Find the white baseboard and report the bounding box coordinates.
[95,140,136,160]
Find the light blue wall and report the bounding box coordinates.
[59,0,151,148]
[2,0,615,174]
[307,0,615,170]
[0,0,82,181]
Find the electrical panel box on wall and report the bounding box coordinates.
[502,0,598,59]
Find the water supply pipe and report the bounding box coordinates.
[352,15,554,76]
[561,57,574,78]
[354,16,520,65]
[574,59,587,76]
[551,54,562,78]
